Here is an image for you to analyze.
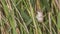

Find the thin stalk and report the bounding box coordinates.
[10,0,29,34]
[48,12,52,34]
[28,0,38,34]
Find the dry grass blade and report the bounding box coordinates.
[48,12,52,34]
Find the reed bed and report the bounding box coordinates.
[0,0,60,34]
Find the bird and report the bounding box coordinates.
[36,10,43,22]
[35,0,43,22]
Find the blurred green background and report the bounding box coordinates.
[0,0,60,34]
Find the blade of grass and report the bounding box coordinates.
[10,0,29,34]
[1,0,17,34]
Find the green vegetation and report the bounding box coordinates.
[0,0,60,34]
